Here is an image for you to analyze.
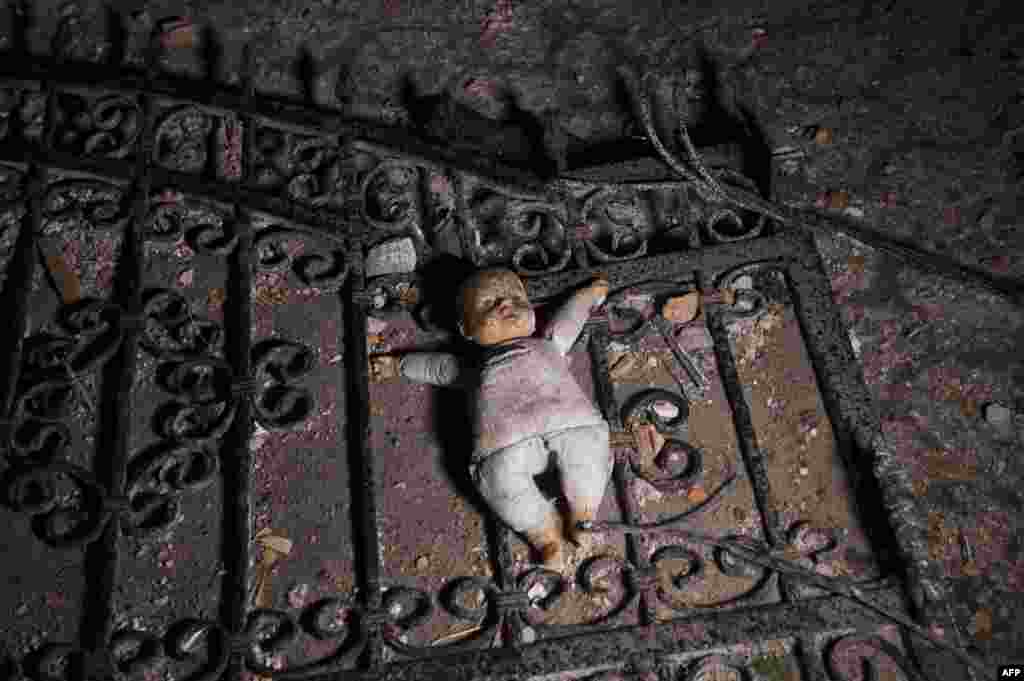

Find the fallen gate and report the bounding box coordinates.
[0,6,969,681]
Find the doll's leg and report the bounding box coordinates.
[546,423,613,546]
[472,438,565,570]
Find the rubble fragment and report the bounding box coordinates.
[365,237,416,278]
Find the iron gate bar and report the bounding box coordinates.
[0,55,553,196]
[0,12,969,679]
[308,584,911,681]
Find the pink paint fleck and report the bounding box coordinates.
[254,270,287,288]
[842,303,867,325]
[464,78,498,99]
[45,592,66,608]
[97,265,115,291]
[963,512,1011,571]
[175,237,195,259]
[289,287,322,304]
[176,268,194,288]
[1008,560,1024,592]
[829,268,866,304]
[153,189,184,205]
[287,583,310,609]
[984,254,1012,272]
[479,0,513,48]
[943,205,960,226]
[429,174,450,194]
[814,192,830,209]
[319,318,339,367]
[879,191,898,209]
[222,120,243,180]
[750,28,768,49]
[911,303,943,322]
[284,238,305,259]
[383,0,401,17]
[253,303,274,338]
[879,382,914,401]
[62,240,81,271]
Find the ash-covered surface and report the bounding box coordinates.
[1,0,1023,679]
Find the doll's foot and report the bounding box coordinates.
[539,541,566,573]
[526,520,566,573]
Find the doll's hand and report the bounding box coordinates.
[587,276,610,306]
[369,354,400,382]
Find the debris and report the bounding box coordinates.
[814,126,833,145]
[879,191,897,208]
[984,402,1015,433]
[253,530,293,608]
[750,28,768,50]
[687,486,708,503]
[527,582,548,603]
[176,268,194,288]
[798,467,809,477]
[651,401,679,421]
[415,555,430,570]
[365,237,416,278]
[631,423,666,464]
[287,583,310,609]
[157,17,198,49]
[45,254,82,304]
[609,352,642,380]
[815,189,847,210]
[733,275,754,289]
[432,624,484,646]
[843,206,864,218]
[15,603,28,616]
[662,293,700,323]
[971,609,993,640]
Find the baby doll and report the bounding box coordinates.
[370,268,611,571]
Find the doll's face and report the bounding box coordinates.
[459,269,536,346]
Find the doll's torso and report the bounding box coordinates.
[471,337,604,462]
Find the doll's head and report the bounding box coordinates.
[457,268,536,346]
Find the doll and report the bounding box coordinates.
[370,268,611,572]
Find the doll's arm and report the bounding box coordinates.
[377,352,464,387]
[544,278,610,355]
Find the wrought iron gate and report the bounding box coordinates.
[0,5,957,681]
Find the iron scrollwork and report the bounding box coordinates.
[52,92,142,159]
[41,180,132,235]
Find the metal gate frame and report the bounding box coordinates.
[0,7,957,681]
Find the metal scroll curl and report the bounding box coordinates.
[139,288,224,359]
[41,179,131,234]
[713,260,790,323]
[252,225,349,290]
[582,187,650,263]
[3,460,109,548]
[153,106,215,175]
[53,92,142,159]
[507,204,572,276]
[125,441,219,535]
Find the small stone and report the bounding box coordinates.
[814,126,833,145]
[809,428,818,438]
[15,603,28,616]
[365,237,416,278]
[733,275,754,289]
[844,206,865,218]
[799,466,809,476]
[520,626,537,644]
[985,402,1013,428]
[415,555,430,570]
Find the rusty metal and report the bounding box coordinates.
[0,4,978,681]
